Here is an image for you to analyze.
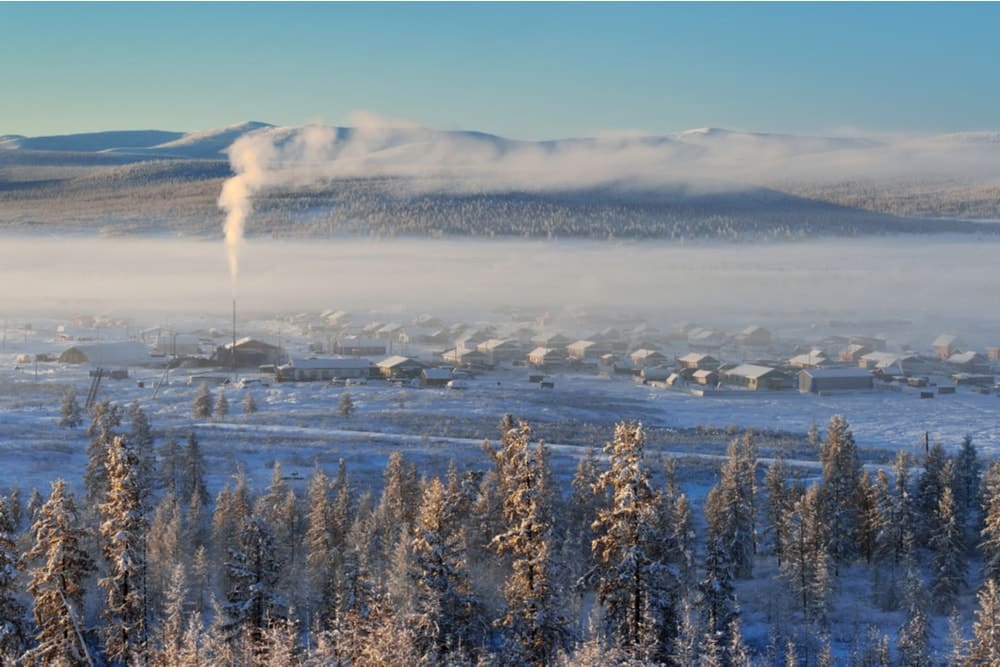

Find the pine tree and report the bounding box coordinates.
[128,401,157,500]
[58,388,83,428]
[158,436,183,493]
[409,477,480,660]
[780,484,831,622]
[85,400,123,505]
[897,566,931,667]
[489,420,569,665]
[591,421,679,661]
[304,467,336,621]
[818,414,861,573]
[967,579,1000,666]
[223,515,285,648]
[953,435,980,529]
[0,497,27,661]
[192,382,213,419]
[23,479,95,666]
[242,392,258,415]
[181,432,210,508]
[915,441,949,545]
[98,434,150,664]
[930,461,966,612]
[980,459,1000,584]
[704,433,757,580]
[214,389,229,419]
[338,391,354,417]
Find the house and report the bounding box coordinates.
[58,341,153,366]
[850,335,887,352]
[476,338,523,365]
[640,367,672,383]
[531,332,573,348]
[722,364,790,391]
[787,351,829,369]
[687,328,726,352]
[933,334,961,360]
[692,369,719,386]
[566,340,613,362]
[839,344,873,362]
[275,358,375,382]
[736,325,771,346]
[947,351,991,373]
[333,336,387,357]
[376,323,405,341]
[799,368,873,394]
[376,355,427,379]
[442,348,491,368]
[214,338,285,368]
[421,367,453,387]
[677,352,720,371]
[528,347,568,368]
[629,349,668,367]
[952,373,994,388]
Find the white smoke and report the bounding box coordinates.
[218,113,1000,281]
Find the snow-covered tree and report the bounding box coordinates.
[953,435,980,534]
[856,471,880,565]
[158,436,183,494]
[915,441,949,545]
[818,414,861,573]
[704,433,757,579]
[99,434,150,664]
[980,459,1000,584]
[23,479,95,666]
[409,477,481,660]
[242,392,258,415]
[214,389,229,419]
[930,461,966,612]
[154,563,189,667]
[591,421,678,661]
[127,400,157,500]
[223,514,286,648]
[181,432,210,508]
[967,579,1000,666]
[304,467,336,621]
[338,391,354,417]
[147,491,183,614]
[489,420,569,665]
[58,388,82,428]
[897,566,931,667]
[569,446,602,561]
[0,496,27,661]
[764,457,792,565]
[780,484,831,622]
[85,400,123,505]
[192,382,213,419]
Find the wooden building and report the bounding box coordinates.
[276,358,374,382]
[799,368,873,394]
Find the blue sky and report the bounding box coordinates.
[2,2,998,139]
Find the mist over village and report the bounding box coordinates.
[2,3,1000,666]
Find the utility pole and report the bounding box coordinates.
[232,299,237,382]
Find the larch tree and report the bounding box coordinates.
[952,435,980,535]
[157,437,182,494]
[489,420,569,665]
[223,514,285,652]
[85,400,123,506]
[181,432,210,508]
[897,565,931,667]
[214,390,229,419]
[930,461,966,612]
[192,382,213,419]
[338,391,354,417]
[915,441,949,545]
[98,434,150,664]
[818,414,861,574]
[58,388,83,428]
[979,459,1000,583]
[23,479,95,667]
[967,579,1000,666]
[591,421,678,662]
[0,497,27,662]
[704,432,757,580]
[304,467,336,622]
[146,491,183,615]
[764,457,791,566]
[780,484,831,623]
[409,477,480,661]
[242,392,258,415]
[127,401,157,501]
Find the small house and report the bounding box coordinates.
[276,358,375,382]
[799,368,873,394]
[947,351,991,374]
[692,369,719,386]
[421,368,453,387]
[59,341,153,366]
[630,349,668,367]
[677,352,720,371]
[531,332,573,348]
[476,338,523,365]
[528,347,568,368]
[215,338,285,369]
[566,340,613,362]
[442,348,491,368]
[839,344,872,362]
[640,367,672,383]
[933,334,961,360]
[377,355,427,379]
[722,364,790,391]
[787,351,829,369]
[334,336,387,357]
[736,325,771,346]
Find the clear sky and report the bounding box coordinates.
[2,2,998,139]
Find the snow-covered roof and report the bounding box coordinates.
[933,334,959,347]
[59,341,151,365]
[948,351,983,365]
[281,358,373,370]
[479,338,518,351]
[678,352,712,363]
[422,368,453,380]
[799,367,873,379]
[692,369,717,378]
[725,364,780,380]
[630,349,664,360]
[377,355,421,368]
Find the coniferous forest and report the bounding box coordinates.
[2,402,1000,666]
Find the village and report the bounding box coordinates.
[9,306,1000,403]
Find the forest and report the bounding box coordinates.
[1,395,1000,666]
